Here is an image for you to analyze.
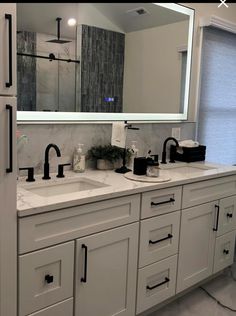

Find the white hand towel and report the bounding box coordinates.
[111,122,127,148]
[178,139,199,148]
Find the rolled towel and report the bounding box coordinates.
[178,139,199,148]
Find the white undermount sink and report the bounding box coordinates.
[159,163,217,174]
[23,177,108,197]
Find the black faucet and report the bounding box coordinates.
[161,137,179,164]
[42,144,61,180]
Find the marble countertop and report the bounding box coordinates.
[17,161,236,217]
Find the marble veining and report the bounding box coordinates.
[17,161,236,217]
[17,122,196,175]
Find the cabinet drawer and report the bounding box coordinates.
[18,194,140,253]
[141,186,181,219]
[213,230,236,274]
[27,298,73,316]
[217,196,236,236]
[182,175,236,209]
[139,211,180,267]
[136,255,177,314]
[19,241,74,316]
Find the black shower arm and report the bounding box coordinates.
[17,52,80,64]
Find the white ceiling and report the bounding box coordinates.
[92,3,189,33]
[17,3,78,39]
[17,3,189,38]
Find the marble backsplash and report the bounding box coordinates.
[17,122,196,175]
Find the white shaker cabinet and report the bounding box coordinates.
[0,4,16,95]
[177,202,217,293]
[75,223,139,316]
[214,230,236,273]
[217,196,236,236]
[0,96,17,316]
[17,175,236,315]
[19,242,74,316]
[177,188,236,294]
[0,3,17,316]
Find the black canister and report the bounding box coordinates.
[133,157,147,175]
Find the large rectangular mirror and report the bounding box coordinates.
[16,3,194,122]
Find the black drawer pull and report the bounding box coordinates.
[223,249,229,255]
[45,274,54,284]
[146,277,170,290]
[5,14,13,88]
[213,205,220,231]
[227,213,233,218]
[149,234,173,245]
[151,198,175,207]
[81,244,88,283]
[6,104,13,173]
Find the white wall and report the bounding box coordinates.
[123,20,188,114]
[77,4,124,33]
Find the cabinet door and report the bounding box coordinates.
[19,241,74,316]
[214,230,236,274]
[177,202,216,293]
[0,97,17,316]
[217,196,236,236]
[0,4,16,95]
[75,223,138,316]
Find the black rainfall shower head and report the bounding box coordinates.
[46,17,71,44]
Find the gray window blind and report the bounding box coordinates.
[197,26,236,165]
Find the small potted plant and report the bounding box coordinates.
[87,144,131,170]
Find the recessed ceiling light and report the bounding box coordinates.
[67,18,77,26]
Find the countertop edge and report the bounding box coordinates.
[17,167,236,217]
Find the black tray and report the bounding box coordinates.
[170,145,206,163]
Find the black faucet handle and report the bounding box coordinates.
[19,167,35,182]
[57,163,71,178]
[161,151,167,164]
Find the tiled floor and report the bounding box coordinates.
[149,263,236,316]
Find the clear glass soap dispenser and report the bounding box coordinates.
[129,141,139,171]
[73,143,85,173]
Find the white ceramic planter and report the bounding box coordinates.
[96,159,114,170]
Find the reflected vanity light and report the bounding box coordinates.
[67,18,77,26]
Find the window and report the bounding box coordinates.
[197,26,236,165]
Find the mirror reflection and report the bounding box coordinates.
[17,3,193,115]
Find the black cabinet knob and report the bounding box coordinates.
[45,274,54,284]
[19,167,35,182]
[223,249,229,255]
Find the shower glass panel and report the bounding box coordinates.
[36,51,59,112]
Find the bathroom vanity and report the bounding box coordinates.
[17,162,236,316]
